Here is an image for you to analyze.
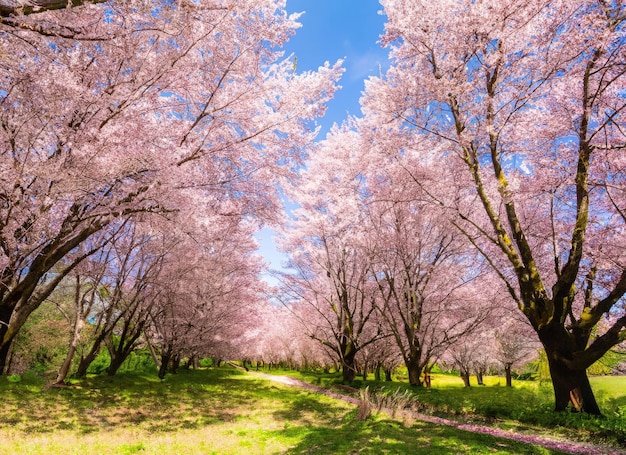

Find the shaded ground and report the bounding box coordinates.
[255,372,626,455]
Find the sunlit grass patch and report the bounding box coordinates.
[0,367,592,454]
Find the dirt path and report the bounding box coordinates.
[253,372,625,455]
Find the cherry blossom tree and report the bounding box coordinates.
[494,315,540,387]
[146,215,266,378]
[363,172,492,386]
[52,241,115,384]
[278,127,387,382]
[0,0,342,373]
[362,0,626,414]
[278,235,383,382]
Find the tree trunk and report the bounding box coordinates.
[476,370,484,385]
[374,362,382,381]
[547,354,601,415]
[0,339,13,376]
[406,357,423,386]
[158,351,171,379]
[106,354,126,376]
[504,363,512,387]
[105,324,143,376]
[75,345,100,378]
[461,371,471,387]
[54,319,84,385]
[384,368,393,382]
[540,327,602,415]
[342,352,357,382]
[144,334,161,370]
[170,355,181,374]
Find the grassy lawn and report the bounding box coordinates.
[0,367,571,455]
[264,368,626,449]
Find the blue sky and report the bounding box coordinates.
[257,0,389,280]
[284,0,388,133]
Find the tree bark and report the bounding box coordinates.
[144,334,160,370]
[504,363,513,387]
[158,349,171,379]
[461,371,471,387]
[54,318,84,384]
[545,350,601,415]
[374,362,382,381]
[342,352,357,382]
[407,357,423,387]
[0,0,106,17]
[536,324,602,415]
[170,355,180,374]
[74,339,103,378]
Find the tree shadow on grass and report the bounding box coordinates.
[0,368,270,434]
[279,417,569,455]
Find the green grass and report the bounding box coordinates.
[0,367,572,454]
[264,368,626,448]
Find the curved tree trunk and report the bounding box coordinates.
[54,318,85,385]
[0,341,12,376]
[74,341,102,378]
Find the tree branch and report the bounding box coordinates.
[0,0,106,17]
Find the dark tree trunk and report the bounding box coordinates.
[540,326,602,415]
[106,353,126,376]
[105,331,142,376]
[158,356,170,379]
[461,371,471,387]
[406,357,423,386]
[342,352,357,382]
[547,354,601,415]
[504,363,513,387]
[0,303,14,374]
[374,362,382,381]
[170,355,181,374]
[76,345,103,379]
[0,340,13,376]
[158,344,173,379]
[476,370,484,385]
